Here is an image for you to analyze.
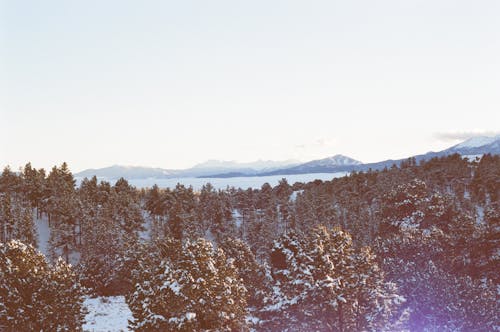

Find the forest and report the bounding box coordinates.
[0,154,499,331]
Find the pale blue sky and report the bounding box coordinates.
[1,0,499,171]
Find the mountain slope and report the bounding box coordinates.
[447,135,500,155]
[294,154,361,168]
[191,159,299,171]
[75,165,178,180]
[256,155,361,176]
[75,135,500,180]
[75,159,299,180]
[254,135,500,177]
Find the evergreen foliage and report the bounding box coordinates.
[0,240,85,331]
[127,238,248,331]
[0,155,498,331]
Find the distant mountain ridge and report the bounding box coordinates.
[76,165,178,180]
[448,135,500,155]
[283,154,361,172]
[191,159,299,170]
[74,159,299,180]
[256,135,500,177]
[74,135,500,180]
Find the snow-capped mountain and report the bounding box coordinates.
[451,135,500,149]
[75,165,178,180]
[75,159,300,180]
[253,135,500,177]
[75,135,500,180]
[191,159,299,170]
[447,135,500,156]
[258,155,362,176]
[299,155,362,168]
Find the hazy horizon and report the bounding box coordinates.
[2,132,498,174]
[2,0,499,172]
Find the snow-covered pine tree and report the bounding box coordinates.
[377,226,499,331]
[0,166,22,195]
[127,238,248,331]
[265,229,315,330]
[0,192,14,243]
[111,178,144,236]
[265,226,405,331]
[219,237,271,329]
[12,199,37,247]
[0,193,37,246]
[0,240,85,331]
[348,247,407,331]
[78,196,135,295]
[46,163,79,262]
[20,162,47,216]
[302,226,404,331]
[305,226,357,331]
[43,257,87,331]
[77,177,145,295]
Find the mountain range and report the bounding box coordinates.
[74,135,500,180]
[75,159,300,180]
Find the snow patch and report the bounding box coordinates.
[289,190,304,202]
[462,154,483,161]
[83,296,132,332]
[476,206,485,225]
[233,209,243,228]
[204,229,217,247]
[455,135,500,149]
[139,211,152,241]
[35,213,50,257]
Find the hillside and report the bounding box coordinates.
[1,155,499,330]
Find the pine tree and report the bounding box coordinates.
[0,166,22,195]
[219,238,271,311]
[0,192,14,243]
[111,178,144,236]
[12,200,37,247]
[377,226,498,331]
[78,197,131,295]
[265,226,405,331]
[43,258,87,331]
[127,238,248,331]
[20,163,47,216]
[46,163,79,262]
[0,240,85,331]
[0,194,37,246]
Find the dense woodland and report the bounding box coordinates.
[0,154,499,331]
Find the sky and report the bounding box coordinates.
[1,0,499,172]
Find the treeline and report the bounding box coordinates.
[0,154,499,331]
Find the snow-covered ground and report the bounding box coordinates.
[83,296,132,332]
[233,209,243,228]
[289,190,304,202]
[139,211,152,241]
[35,213,80,264]
[124,172,348,190]
[462,154,483,161]
[34,214,50,257]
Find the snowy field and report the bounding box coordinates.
[124,172,348,190]
[83,296,132,332]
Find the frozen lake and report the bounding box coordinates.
[80,172,348,190]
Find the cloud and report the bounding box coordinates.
[434,130,500,142]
